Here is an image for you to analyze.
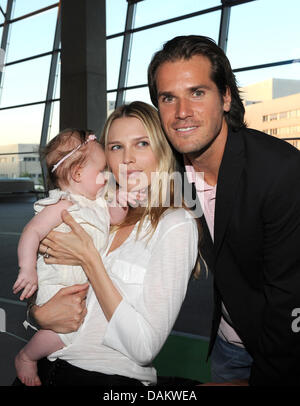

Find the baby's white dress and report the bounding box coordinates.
[34,188,110,345]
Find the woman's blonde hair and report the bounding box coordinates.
[100,101,180,237]
[102,101,203,277]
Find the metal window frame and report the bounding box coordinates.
[0,6,5,18]
[107,4,223,41]
[0,0,14,94]
[112,2,224,106]
[40,5,61,191]
[115,0,137,107]
[108,0,300,111]
[0,1,60,191]
[0,1,61,109]
[218,0,231,52]
[106,58,300,99]
[0,2,59,28]
[107,0,257,98]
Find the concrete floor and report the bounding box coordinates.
[0,195,213,386]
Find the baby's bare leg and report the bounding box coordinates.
[15,329,64,386]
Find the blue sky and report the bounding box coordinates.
[0,0,299,145]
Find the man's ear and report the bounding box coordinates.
[71,166,81,183]
[223,86,231,112]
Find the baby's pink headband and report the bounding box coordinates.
[51,133,97,173]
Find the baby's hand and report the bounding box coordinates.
[117,188,147,207]
[13,268,38,301]
[127,189,147,206]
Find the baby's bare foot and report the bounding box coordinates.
[15,349,41,386]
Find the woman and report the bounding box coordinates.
[21,101,199,386]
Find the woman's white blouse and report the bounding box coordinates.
[49,208,198,385]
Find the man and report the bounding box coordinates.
[148,35,300,386]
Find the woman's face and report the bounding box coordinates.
[106,116,158,191]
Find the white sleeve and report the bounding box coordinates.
[102,215,198,365]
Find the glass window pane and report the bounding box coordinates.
[6,7,57,62]
[107,37,123,90]
[0,145,42,182]
[106,0,127,36]
[13,0,57,19]
[134,0,220,28]
[235,62,300,88]
[0,1,6,24]
[0,0,7,24]
[227,0,300,70]
[127,11,221,87]
[236,64,300,151]
[124,86,152,105]
[0,38,4,71]
[0,55,51,107]
[0,104,44,145]
[0,0,7,34]
[53,53,60,99]
[0,0,7,11]
[0,101,57,184]
[107,92,116,117]
[47,100,59,141]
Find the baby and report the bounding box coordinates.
[13,129,132,386]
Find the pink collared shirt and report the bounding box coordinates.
[185,158,244,347]
[185,164,216,240]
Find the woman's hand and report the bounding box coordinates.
[32,283,89,333]
[40,210,96,267]
[41,210,122,321]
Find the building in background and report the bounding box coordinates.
[1,0,300,185]
[0,143,41,183]
[0,100,114,182]
[242,79,300,150]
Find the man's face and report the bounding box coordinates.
[156,55,231,155]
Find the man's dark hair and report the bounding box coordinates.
[148,35,246,131]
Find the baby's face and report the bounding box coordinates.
[79,143,107,200]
